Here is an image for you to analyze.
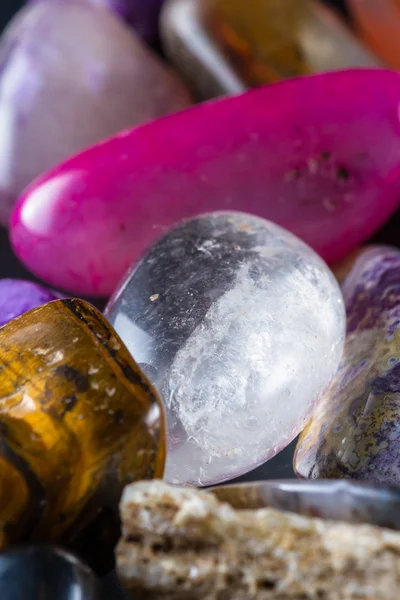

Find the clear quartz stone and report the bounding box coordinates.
[105,211,345,486]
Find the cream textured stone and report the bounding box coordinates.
[117,480,400,599]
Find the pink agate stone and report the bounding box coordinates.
[0,0,190,225]
[11,69,400,297]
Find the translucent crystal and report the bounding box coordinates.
[105,212,345,486]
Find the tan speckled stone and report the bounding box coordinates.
[117,480,400,599]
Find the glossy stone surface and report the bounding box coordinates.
[0,546,100,600]
[93,0,166,44]
[295,245,400,484]
[11,69,400,297]
[0,0,190,226]
[0,279,61,326]
[0,299,165,571]
[210,479,400,530]
[348,0,400,69]
[105,211,345,486]
[161,0,379,100]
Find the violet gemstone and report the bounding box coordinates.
[0,279,60,327]
[294,246,400,485]
[92,0,166,44]
[10,69,400,296]
[0,0,190,226]
[105,211,345,486]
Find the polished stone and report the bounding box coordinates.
[0,546,100,600]
[105,211,345,486]
[0,299,165,572]
[348,0,400,69]
[295,245,400,484]
[11,69,400,296]
[161,0,380,100]
[210,479,400,529]
[0,0,190,225]
[0,278,61,326]
[93,0,166,44]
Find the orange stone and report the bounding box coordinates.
[161,0,379,99]
[348,0,400,69]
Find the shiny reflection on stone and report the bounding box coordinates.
[11,69,400,296]
[0,546,100,600]
[161,0,380,100]
[0,0,190,225]
[105,211,345,487]
[210,479,400,530]
[295,245,400,485]
[0,298,165,572]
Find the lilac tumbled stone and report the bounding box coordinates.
[0,279,61,326]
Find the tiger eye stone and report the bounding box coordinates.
[161,0,380,100]
[0,298,165,571]
[295,246,400,484]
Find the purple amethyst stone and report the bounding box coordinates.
[93,0,165,43]
[0,279,61,327]
[295,245,400,485]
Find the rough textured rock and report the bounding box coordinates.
[106,212,345,486]
[295,245,400,484]
[0,0,190,225]
[11,69,400,296]
[116,480,400,599]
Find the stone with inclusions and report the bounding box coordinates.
[105,211,345,486]
[0,0,190,226]
[161,0,379,100]
[295,246,400,484]
[0,546,100,600]
[0,298,165,573]
[11,69,400,297]
[0,279,61,327]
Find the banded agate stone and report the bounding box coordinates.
[0,547,100,600]
[11,69,400,296]
[161,0,379,100]
[0,0,190,225]
[105,212,345,486]
[0,299,165,572]
[295,246,400,484]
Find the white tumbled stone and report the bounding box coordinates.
[105,211,345,486]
